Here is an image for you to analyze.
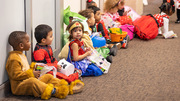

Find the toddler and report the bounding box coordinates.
[32,24,83,83]
[154,1,177,38]
[117,0,140,21]
[6,31,83,100]
[67,21,103,76]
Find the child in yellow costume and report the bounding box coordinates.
[6,31,84,100]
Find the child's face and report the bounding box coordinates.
[44,31,54,45]
[21,34,31,51]
[88,13,95,26]
[109,7,118,14]
[94,10,101,23]
[72,27,83,40]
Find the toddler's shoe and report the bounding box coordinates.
[121,35,130,49]
[74,68,83,81]
[175,20,180,24]
[69,80,84,95]
[106,39,111,44]
[109,44,117,56]
[106,55,112,63]
[116,43,121,50]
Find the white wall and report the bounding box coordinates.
[0,0,25,84]
[32,0,56,51]
[64,0,81,13]
[0,0,63,86]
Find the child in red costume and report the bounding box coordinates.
[67,21,103,76]
[33,24,82,83]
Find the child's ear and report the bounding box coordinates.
[41,38,46,44]
[19,43,24,49]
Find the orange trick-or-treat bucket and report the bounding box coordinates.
[110,31,127,42]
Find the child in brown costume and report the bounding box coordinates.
[6,31,84,100]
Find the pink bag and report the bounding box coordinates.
[120,24,134,40]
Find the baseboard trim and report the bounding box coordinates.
[0,80,11,98]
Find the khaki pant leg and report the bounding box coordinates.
[39,74,61,86]
[14,78,47,97]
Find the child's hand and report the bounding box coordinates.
[123,9,131,16]
[86,50,92,56]
[57,65,62,72]
[33,70,41,78]
[85,47,91,52]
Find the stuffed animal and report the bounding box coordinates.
[63,6,86,25]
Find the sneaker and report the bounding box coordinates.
[106,39,111,44]
[121,35,130,49]
[109,44,117,56]
[116,43,121,50]
[175,20,180,24]
[106,55,112,63]
[74,68,82,81]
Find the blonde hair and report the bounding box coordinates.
[103,0,120,12]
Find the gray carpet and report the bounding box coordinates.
[1,0,180,101]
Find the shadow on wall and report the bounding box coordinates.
[0,42,12,97]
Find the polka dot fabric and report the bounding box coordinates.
[153,14,169,27]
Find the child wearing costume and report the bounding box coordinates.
[88,6,111,42]
[78,9,118,63]
[153,1,177,38]
[101,0,130,48]
[6,31,84,100]
[67,21,103,76]
[32,24,83,83]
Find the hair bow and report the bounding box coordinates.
[88,0,93,3]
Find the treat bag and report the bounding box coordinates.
[58,58,75,76]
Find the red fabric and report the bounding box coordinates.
[48,71,79,83]
[133,15,158,40]
[33,43,79,83]
[33,44,58,68]
[153,14,169,27]
[96,20,110,39]
[117,15,133,25]
[69,39,85,59]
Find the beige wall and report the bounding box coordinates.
[126,0,143,15]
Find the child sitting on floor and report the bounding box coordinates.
[79,9,118,62]
[6,31,84,100]
[101,0,130,48]
[67,21,103,76]
[117,0,141,21]
[88,6,121,50]
[32,24,83,83]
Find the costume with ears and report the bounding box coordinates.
[6,51,70,99]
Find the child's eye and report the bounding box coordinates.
[79,29,82,32]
